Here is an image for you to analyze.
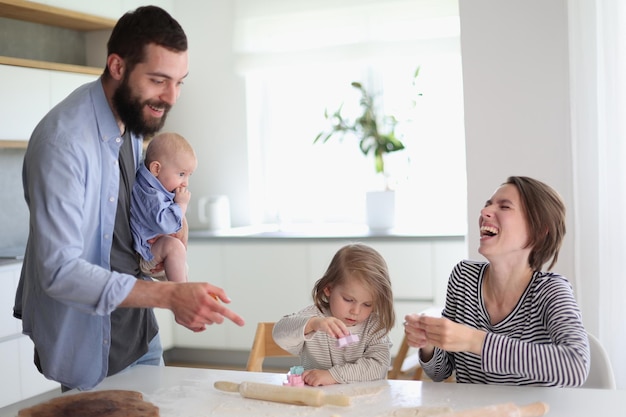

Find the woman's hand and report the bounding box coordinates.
[404,314,428,347]
[406,314,486,356]
[404,314,435,361]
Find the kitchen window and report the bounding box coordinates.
[235,0,466,234]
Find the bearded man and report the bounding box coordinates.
[14,5,244,392]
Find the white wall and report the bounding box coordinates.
[458,0,576,291]
[165,0,251,227]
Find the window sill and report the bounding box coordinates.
[189,223,465,240]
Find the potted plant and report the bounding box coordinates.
[314,81,408,186]
[314,70,419,229]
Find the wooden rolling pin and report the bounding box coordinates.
[214,381,350,407]
[439,401,549,417]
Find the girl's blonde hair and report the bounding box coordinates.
[312,243,395,333]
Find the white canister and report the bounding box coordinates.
[197,195,231,231]
[365,190,396,230]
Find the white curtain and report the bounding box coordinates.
[569,0,626,389]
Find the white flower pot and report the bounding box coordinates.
[366,190,396,230]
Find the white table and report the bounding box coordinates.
[1,365,624,417]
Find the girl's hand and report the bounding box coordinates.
[302,369,337,386]
[306,317,349,338]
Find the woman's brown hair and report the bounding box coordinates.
[505,176,566,271]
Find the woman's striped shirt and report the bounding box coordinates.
[420,260,590,387]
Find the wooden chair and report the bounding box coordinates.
[388,334,423,380]
[246,322,296,372]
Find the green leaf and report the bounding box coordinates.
[314,70,420,176]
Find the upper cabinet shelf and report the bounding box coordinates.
[0,0,116,74]
[0,1,112,147]
[0,56,101,75]
[0,0,116,31]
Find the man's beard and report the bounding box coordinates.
[112,77,171,137]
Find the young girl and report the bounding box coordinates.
[273,243,395,386]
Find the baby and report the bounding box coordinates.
[130,132,197,282]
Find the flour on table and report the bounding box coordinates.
[378,406,453,417]
[210,398,320,417]
[337,385,385,397]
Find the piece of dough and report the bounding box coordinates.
[18,389,159,417]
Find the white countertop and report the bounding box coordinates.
[189,223,465,240]
[1,365,623,417]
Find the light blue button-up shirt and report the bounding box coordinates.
[14,79,143,390]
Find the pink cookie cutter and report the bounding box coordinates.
[283,373,305,387]
[336,333,359,347]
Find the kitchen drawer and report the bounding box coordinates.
[18,337,60,399]
[0,338,21,408]
[0,263,22,339]
[0,336,60,408]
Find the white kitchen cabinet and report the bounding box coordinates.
[18,337,59,400]
[176,242,311,350]
[154,308,175,351]
[0,264,24,409]
[0,339,22,408]
[220,242,310,349]
[174,242,227,348]
[0,65,50,140]
[0,264,21,338]
[0,0,112,146]
[50,71,98,105]
[180,237,466,356]
[0,65,98,141]
[0,263,60,407]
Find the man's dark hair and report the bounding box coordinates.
[103,6,187,78]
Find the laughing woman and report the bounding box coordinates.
[404,176,590,387]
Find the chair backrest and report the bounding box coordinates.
[246,322,296,372]
[388,333,423,380]
[388,307,463,382]
[582,332,616,389]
